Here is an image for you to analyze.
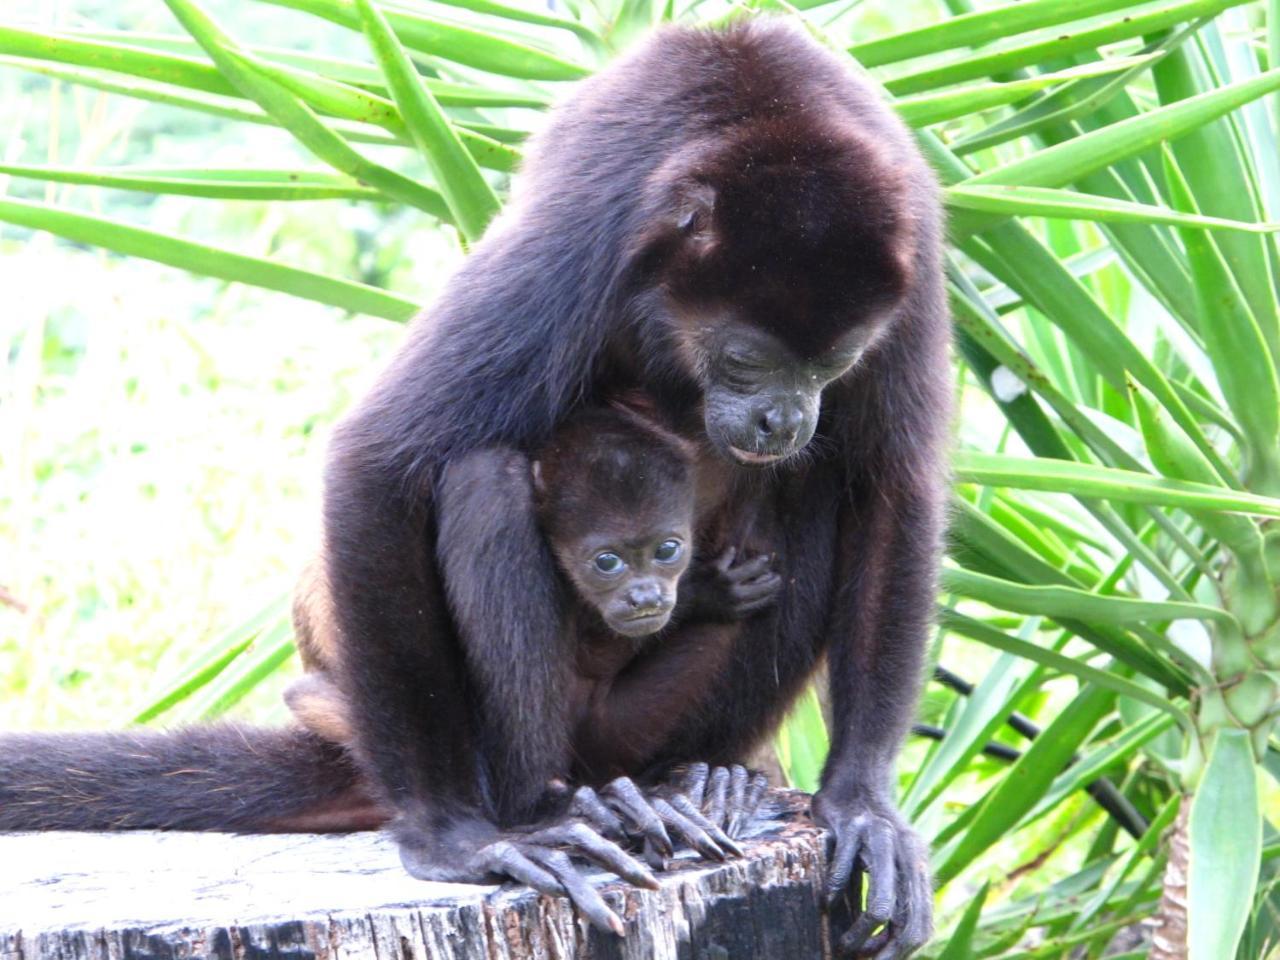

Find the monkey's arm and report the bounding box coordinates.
[323,442,665,934]
[435,445,577,815]
[813,379,947,958]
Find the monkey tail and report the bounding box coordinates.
[0,724,390,833]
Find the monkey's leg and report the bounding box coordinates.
[278,680,662,933]
[284,673,354,745]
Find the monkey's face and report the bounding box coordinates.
[648,198,904,464]
[642,124,912,466]
[694,322,879,466]
[558,522,692,637]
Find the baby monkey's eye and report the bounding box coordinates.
[654,539,683,563]
[594,552,625,574]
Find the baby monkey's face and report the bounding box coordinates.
[557,511,693,638]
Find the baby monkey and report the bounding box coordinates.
[529,404,780,639]
[288,402,780,747]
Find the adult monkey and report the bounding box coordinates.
[0,17,947,958]
[322,17,948,959]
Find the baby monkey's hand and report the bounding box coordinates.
[683,546,782,622]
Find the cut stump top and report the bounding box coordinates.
[1,789,835,960]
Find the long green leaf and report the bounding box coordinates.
[182,620,297,720]
[0,23,234,96]
[894,58,1155,128]
[936,881,990,960]
[1164,151,1280,492]
[943,567,1237,626]
[0,198,418,321]
[384,0,599,43]
[903,649,1030,816]
[258,0,591,80]
[933,683,1115,885]
[129,597,289,724]
[948,184,1280,235]
[956,451,1280,518]
[966,67,1280,190]
[161,0,452,217]
[0,163,388,202]
[851,0,1162,68]
[882,0,1255,96]
[1020,711,1176,827]
[1188,729,1263,960]
[1071,795,1182,932]
[354,0,499,242]
[940,611,1192,724]
[774,684,829,793]
[0,57,405,147]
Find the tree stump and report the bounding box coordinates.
[0,789,836,960]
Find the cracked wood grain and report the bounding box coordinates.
[0,790,833,960]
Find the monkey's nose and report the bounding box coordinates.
[757,405,805,446]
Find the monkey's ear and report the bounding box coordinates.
[675,182,716,244]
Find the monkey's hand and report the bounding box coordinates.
[395,814,657,936]
[810,789,933,959]
[683,547,782,621]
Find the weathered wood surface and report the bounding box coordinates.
[1,790,836,960]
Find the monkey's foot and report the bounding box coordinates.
[397,818,656,936]
[665,762,771,839]
[563,778,740,868]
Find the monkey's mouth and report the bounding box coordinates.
[728,446,785,466]
[611,612,672,636]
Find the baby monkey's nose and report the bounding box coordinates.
[625,584,667,615]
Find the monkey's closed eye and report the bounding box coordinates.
[594,552,625,574]
[654,540,683,563]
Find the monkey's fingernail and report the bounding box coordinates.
[609,913,625,936]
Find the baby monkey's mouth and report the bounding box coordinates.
[612,610,672,636]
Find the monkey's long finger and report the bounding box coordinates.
[840,827,896,957]
[651,797,726,861]
[826,826,863,906]
[862,859,911,959]
[881,847,932,960]
[712,546,737,573]
[738,572,783,595]
[570,785,627,840]
[529,848,625,937]
[724,765,750,837]
[728,554,773,581]
[669,794,743,857]
[551,821,659,890]
[681,762,710,807]
[703,766,731,828]
[476,841,564,898]
[604,777,674,858]
[865,870,912,960]
[727,771,771,838]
